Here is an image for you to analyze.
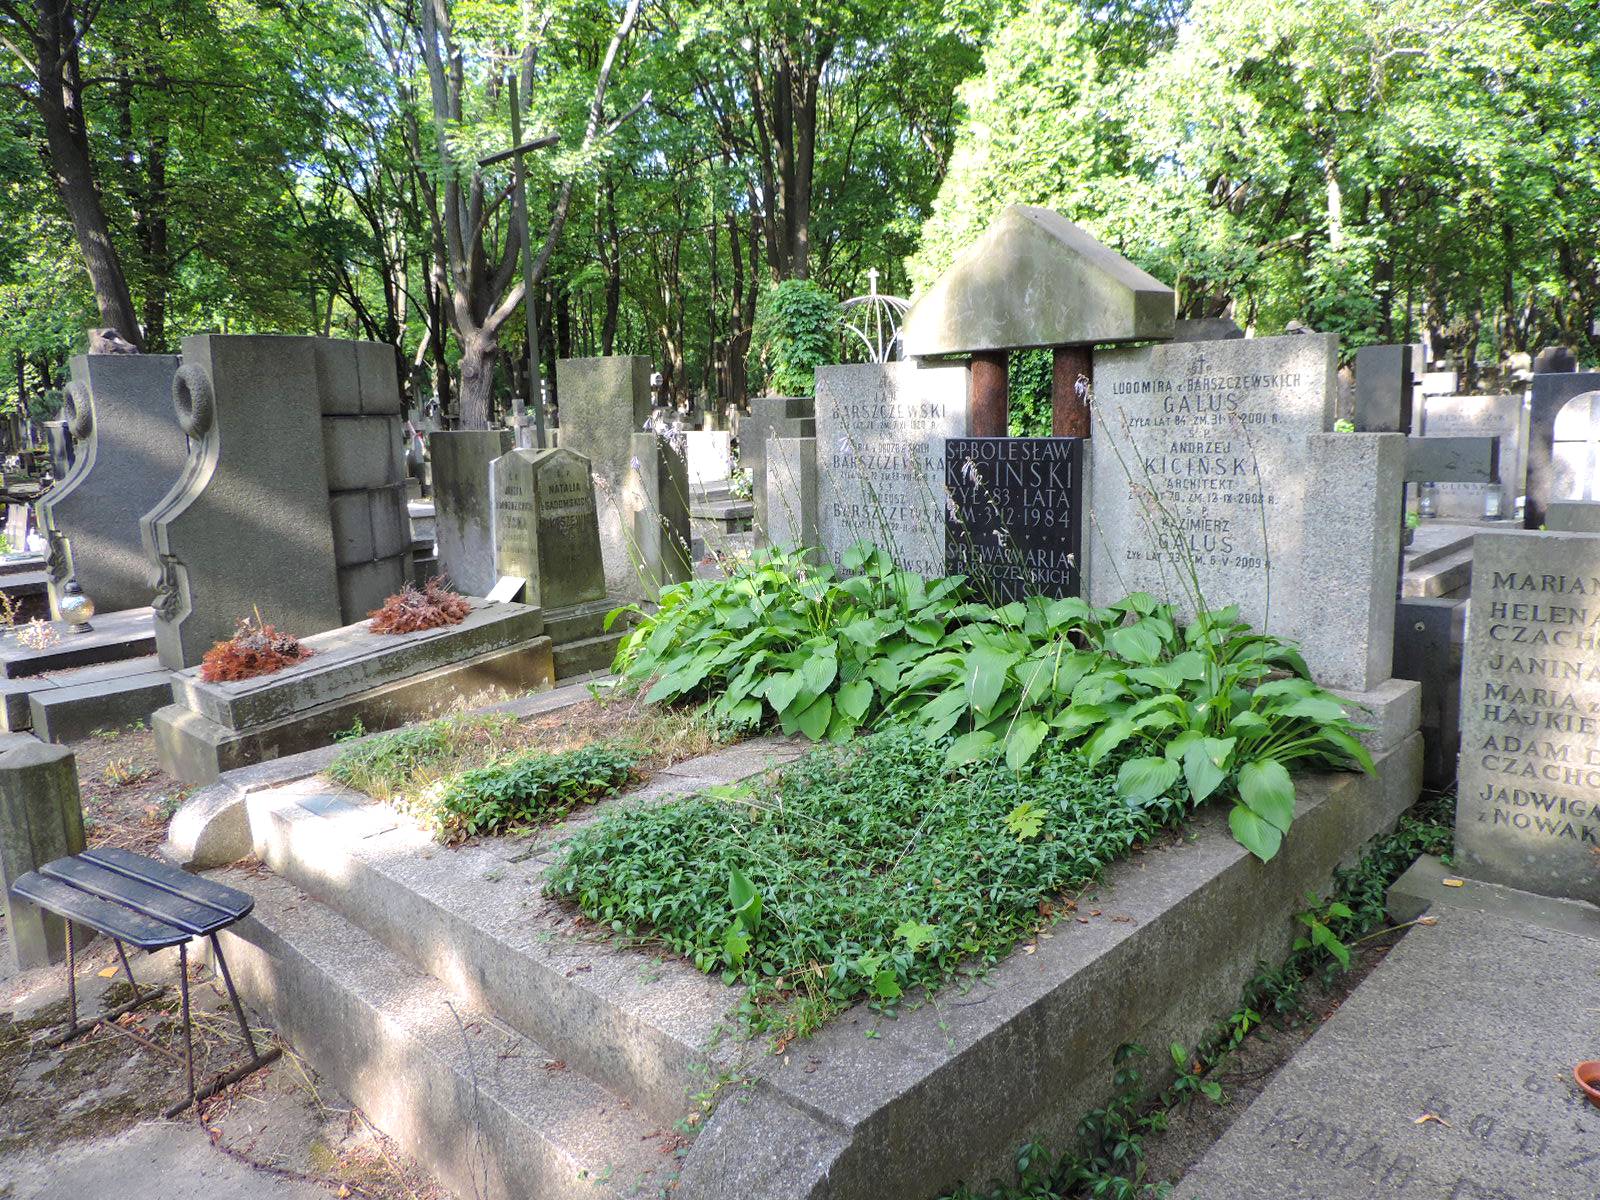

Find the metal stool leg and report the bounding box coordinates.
[208,933,259,1060]
[113,939,142,1005]
[179,941,195,1109]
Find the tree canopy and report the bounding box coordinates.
[2,0,1595,420]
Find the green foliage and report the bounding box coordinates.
[751,279,841,397]
[434,743,640,841]
[614,543,1372,861]
[546,729,1165,1032]
[1008,349,1053,437]
[326,714,521,803]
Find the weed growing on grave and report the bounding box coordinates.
[326,713,523,803]
[198,615,310,682]
[611,542,1372,861]
[432,742,640,840]
[367,576,471,634]
[546,728,1169,1037]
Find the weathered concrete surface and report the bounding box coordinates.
[154,636,553,785]
[429,429,511,596]
[901,206,1175,357]
[169,599,544,729]
[211,869,676,1200]
[0,1120,330,1200]
[242,729,1420,1200]
[744,395,814,547]
[766,435,819,552]
[0,606,155,679]
[1332,677,1421,756]
[1548,500,1600,532]
[1171,892,1600,1200]
[0,739,83,970]
[38,354,183,617]
[1387,852,1600,939]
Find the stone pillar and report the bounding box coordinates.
[0,740,84,971]
[38,354,183,618]
[626,432,692,596]
[745,396,815,549]
[765,436,818,552]
[141,336,344,670]
[969,352,1008,437]
[430,430,513,596]
[1051,346,1093,437]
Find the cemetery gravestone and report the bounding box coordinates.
[1420,393,1525,519]
[490,447,605,613]
[683,430,732,496]
[813,360,967,578]
[38,353,184,617]
[764,436,818,552]
[142,335,344,670]
[556,356,667,597]
[745,396,814,548]
[431,430,512,596]
[0,739,83,970]
[1454,528,1600,905]
[624,431,692,594]
[944,437,1084,602]
[1089,333,1405,692]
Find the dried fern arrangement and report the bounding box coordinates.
[199,615,312,683]
[367,577,471,635]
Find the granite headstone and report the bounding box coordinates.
[764,436,818,553]
[1421,393,1525,519]
[37,353,183,617]
[813,360,967,578]
[944,437,1083,602]
[430,429,512,596]
[490,446,605,612]
[141,335,344,670]
[745,396,814,548]
[1455,528,1600,905]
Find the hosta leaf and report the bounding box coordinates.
[763,670,804,716]
[793,694,834,741]
[964,645,1018,716]
[1005,713,1049,771]
[1084,717,1136,765]
[1238,758,1296,833]
[945,730,1000,769]
[1117,756,1180,805]
[1108,621,1163,665]
[1228,804,1283,862]
[836,679,873,721]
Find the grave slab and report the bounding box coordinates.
[38,354,184,617]
[170,599,544,730]
[29,669,175,744]
[154,636,553,785]
[814,360,967,578]
[1170,902,1600,1200]
[1548,500,1600,533]
[1454,528,1600,905]
[0,606,156,678]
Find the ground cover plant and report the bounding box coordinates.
[199,615,311,682]
[367,577,471,633]
[547,728,1169,1037]
[326,700,726,841]
[610,542,1372,861]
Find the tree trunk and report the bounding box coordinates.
[31,0,142,346]
[458,330,496,429]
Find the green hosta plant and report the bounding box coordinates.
[610,542,1372,862]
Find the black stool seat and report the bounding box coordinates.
[8,846,277,1115]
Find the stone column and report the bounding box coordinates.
[0,740,84,970]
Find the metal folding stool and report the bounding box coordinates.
[10,846,280,1117]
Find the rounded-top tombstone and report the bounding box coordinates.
[491,446,606,613]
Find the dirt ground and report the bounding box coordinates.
[0,726,450,1200]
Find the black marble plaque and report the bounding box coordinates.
[944,437,1084,602]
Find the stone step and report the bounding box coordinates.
[211,868,679,1200]
[29,669,174,742]
[244,737,806,1126]
[1401,544,1473,598]
[553,631,624,679]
